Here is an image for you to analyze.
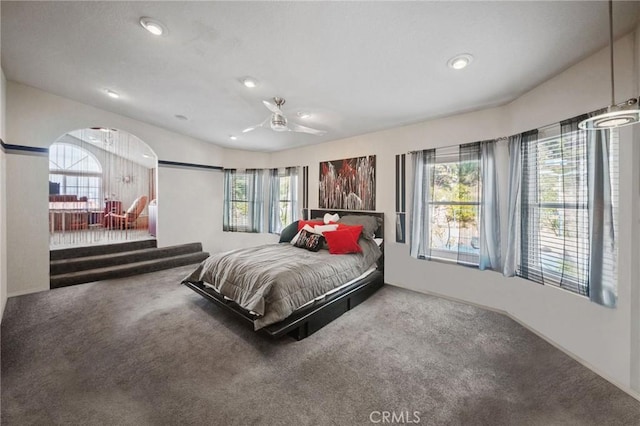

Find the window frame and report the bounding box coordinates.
[276,172,293,231]
[517,125,609,297]
[48,143,103,209]
[228,172,251,233]
[425,149,482,265]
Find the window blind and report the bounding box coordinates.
[519,116,618,299]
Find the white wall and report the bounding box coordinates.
[630,22,640,394]
[266,33,640,395]
[4,82,233,296]
[1,68,7,317]
[5,151,49,296]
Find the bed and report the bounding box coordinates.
[182,210,384,340]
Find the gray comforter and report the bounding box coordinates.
[183,239,381,330]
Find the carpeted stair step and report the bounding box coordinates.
[50,251,209,289]
[50,242,204,275]
[50,239,157,261]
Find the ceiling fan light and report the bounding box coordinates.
[271,114,288,131]
[271,122,288,132]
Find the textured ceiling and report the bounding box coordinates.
[2,1,640,152]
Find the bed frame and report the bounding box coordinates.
[182,209,384,340]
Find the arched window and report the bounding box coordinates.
[49,143,103,209]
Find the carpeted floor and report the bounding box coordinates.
[2,265,639,425]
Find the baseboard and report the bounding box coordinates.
[8,286,49,298]
[385,282,640,403]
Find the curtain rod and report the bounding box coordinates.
[405,119,576,155]
[406,137,509,155]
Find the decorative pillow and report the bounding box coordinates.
[290,225,321,245]
[293,229,325,252]
[279,220,300,243]
[313,224,339,235]
[337,215,380,239]
[324,225,363,254]
[324,213,340,224]
[298,220,324,231]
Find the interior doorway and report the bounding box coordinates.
[48,127,158,248]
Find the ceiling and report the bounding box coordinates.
[2,1,640,152]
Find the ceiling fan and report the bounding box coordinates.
[242,97,326,135]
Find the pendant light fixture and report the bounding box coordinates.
[579,0,640,131]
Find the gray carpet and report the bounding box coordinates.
[2,265,639,425]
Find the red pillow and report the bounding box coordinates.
[324,225,363,254]
[297,220,324,231]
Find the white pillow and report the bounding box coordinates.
[324,213,340,224]
[302,224,317,233]
[290,229,303,245]
[314,224,339,235]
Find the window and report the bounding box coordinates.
[49,143,102,209]
[223,169,264,233]
[230,173,250,230]
[428,144,481,264]
[409,110,617,307]
[411,143,482,266]
[269,167,298,234]
[518,119,618,299]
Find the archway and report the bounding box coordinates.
[48,128,158,247]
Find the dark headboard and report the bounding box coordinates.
[307,209,384,239]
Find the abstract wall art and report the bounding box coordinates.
[319,155,376,210]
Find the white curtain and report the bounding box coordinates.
[409,149,435,259]
[269,167,299,233]
[586,123,617,307]
[502,134,522,277]
[478,140,501,270]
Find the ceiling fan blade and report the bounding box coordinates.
[287,122,326,135]
[242,117,269,133]
[263,100,281,114]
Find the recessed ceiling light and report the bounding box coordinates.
[175,114,188,121]
[139,17,167,36]
[105,89,120,99]
[142,154,152,158]
[229,135,238,141]
[297,112,311,119]
[242,77,258,88]
[447,53,474,70]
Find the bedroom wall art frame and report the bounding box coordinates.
[319,155,376,210]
